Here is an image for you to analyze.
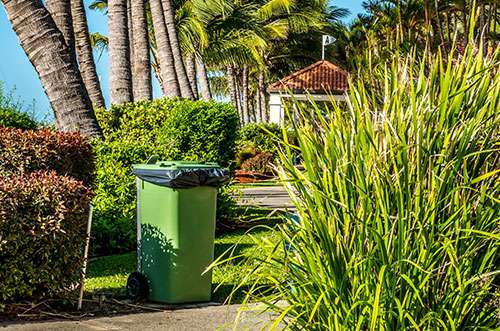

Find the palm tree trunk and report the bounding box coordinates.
[131,0,152,101]
[241,65,249,125]
[492,3,498,48]
[256,90,262,123]
[150,0,180,97]
[1,0,102,138]
[45,0,77,67]
[258,71,267,123]
[127,0,134,101]
[481,4,487,55]
[235,78,242,123]
[445,11,451,42]
[161,0,194,99]
[71,0,106,109]
[185,54,198,99]
[196,55,211,100]
[434,1,445,50]
[108,0,133,105]
[227,65,238,110]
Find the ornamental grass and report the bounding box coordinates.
[224,42,500,330]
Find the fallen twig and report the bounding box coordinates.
[110,299,170,312]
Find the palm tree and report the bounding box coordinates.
[131,0,153,101]
[161,0,195,99]
[1,0,102,138]
[241,64,250,125]
[108,0,133,105]
[195,55,212,100]
[185,54,198,96]
[150,0,181,97]
[71,0,106,108]
[45,0,77,66]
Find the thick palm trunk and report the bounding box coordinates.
[241,65,250,125]
[1,0,102,138]
[108,0,133,105]
[161,0,194,99]
[45,0,77,67]
[71,0,106,109]
[196,56,211,100]
[150,0,181,97]
[258,71,267,123]
[131,0,152,101]
[185,54,198,98]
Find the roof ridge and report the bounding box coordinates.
[268,60,349,91]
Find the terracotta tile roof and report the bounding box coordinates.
[268,60,349,92]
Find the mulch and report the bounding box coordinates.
[0,297,167,323]
[232,170,275,183]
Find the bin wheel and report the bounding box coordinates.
[127,272,148,300]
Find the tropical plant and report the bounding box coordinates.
[1,0,102,139]
[72,0,106,108]
[108,0,133,105]
[221,43,500,329]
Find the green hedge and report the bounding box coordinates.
[92,98,239,255]
[0,127,95,187]
[0,171,92,303]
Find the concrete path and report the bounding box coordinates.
[235,185,295,212]
[1,186,291,331]
[1,303,283,331]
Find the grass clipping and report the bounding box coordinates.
[221,46,500,330]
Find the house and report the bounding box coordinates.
[267,60,349,124]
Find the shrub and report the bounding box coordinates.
[0,127,95,186]
[0,171,92,303]
[92,98,240,254]
[228,45,500,329]
[235,144,259,168]
[238,123,281,157]
[241,153,274,175]
[0,82,37,130]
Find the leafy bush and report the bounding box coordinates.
[235,144,259,168]
[241,153,274,175]
[0,171,92,303]
[228,46,500,329]
[238,123,281,157]
[0,82,37,130]
[0,127,95,186]
[92,98,240,254]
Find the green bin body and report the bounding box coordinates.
[133,161,220,303]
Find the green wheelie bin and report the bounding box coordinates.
[127,157,229,303]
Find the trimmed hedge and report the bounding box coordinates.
[92,98,239,254]
[0,171,92,303]
[0,127,95,187]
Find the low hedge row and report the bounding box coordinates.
[0,127,95,186]
[0,171,92,303]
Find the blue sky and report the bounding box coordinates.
[0,1,364,120]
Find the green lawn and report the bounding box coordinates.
[85,206,284,304]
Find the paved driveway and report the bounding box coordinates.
[235,185,296,212]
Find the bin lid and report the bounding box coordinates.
[132,160,230,188]
[132,160,221,170]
